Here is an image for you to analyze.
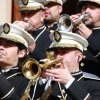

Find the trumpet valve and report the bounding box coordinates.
[56,62,62,66]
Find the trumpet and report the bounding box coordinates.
[22,51,62,80]
[13,21,32,30]
[24,23,32,30]
[57,13,90,32]
[0,52,2,56]
[21,51,62,100]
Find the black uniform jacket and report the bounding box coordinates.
[31,71,100,100]
[45,22,58,32]
[80,28,100,77]
[30,25,52,61]
[0,67,29,100]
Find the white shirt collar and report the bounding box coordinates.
[1,69,10,73]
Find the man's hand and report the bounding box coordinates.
[45,60,74,85]
[71,13,81,21]
[28,43,36,53]
[13,21,31,30]
[78,23,92,39]
[70,13,81,30]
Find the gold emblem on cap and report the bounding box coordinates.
[21,0,28,5]
[3,23,10,34]
[54,31,61,42]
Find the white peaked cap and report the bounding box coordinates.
[47,31,88,52]
[47,0,67,5]
[14,0,48,11]
[0,23,34,48]
[78,0,100,8]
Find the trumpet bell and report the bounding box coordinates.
[57,14,73,32]
[22,57,62,80]
[57,13,90,32]
[22,58,41,80]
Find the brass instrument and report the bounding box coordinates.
[57,13,90,32]
[24,23,32,30]
[13,21,32,30]
[21,51,62,100]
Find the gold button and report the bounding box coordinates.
[83,55,86,59]
[50,30,54,33]
[61,89,65,93]
[84,48,87,51]
[80,63,84,66]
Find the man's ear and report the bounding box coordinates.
[41,11,45,22]
[77,53,83,62]
[18,50,26,58]
[58,5,63,14]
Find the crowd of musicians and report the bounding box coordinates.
[0,0,100,100]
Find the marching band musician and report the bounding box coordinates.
[0,23,34,100]
[25,31,100,100]
[44,0,67,32]
[71,0,100,77]
[14,0,52,61]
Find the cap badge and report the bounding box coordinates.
[3,23,10,34]
[21,0,28,5]
[54,31,61,42]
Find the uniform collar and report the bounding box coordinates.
[1,67,20,73]
[35,25,45,31]
[71,70,83,80]
[32,25,46,39]
[45,22,58,32]
[93,27,100,30]
[1,69,10,73]
[47,22,57,28]
[0,67,21,79]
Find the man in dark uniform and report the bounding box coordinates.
[71,0,100,77]
[0,23,34,100]
[44,0,67,32]
[14,0,52,61]
[25,31,100,100]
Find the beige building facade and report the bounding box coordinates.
[0,0,12,23]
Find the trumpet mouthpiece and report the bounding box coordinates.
[24,23,32,30]
[0,52,2,56]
